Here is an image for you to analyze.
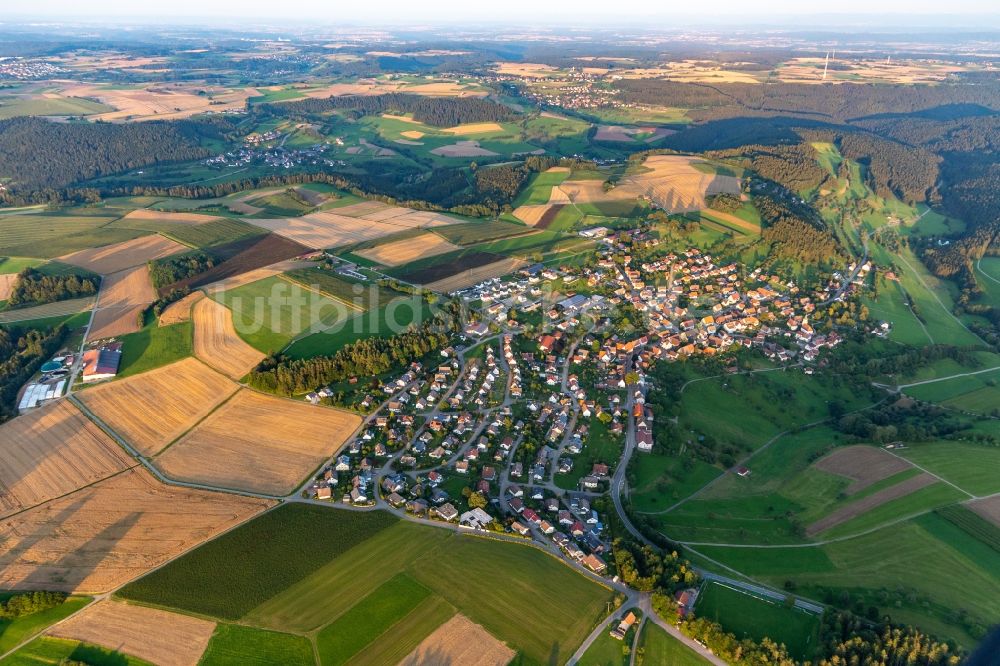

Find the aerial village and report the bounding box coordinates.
[306,224,869,578]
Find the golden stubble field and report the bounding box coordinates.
[78,357,239,457]
[49,599,216,666]
[59,235,186,275]
[191,296,265,380]
[355,232,460,266]
[157,290,205,326]
[245,207,458,250]
[0,467,273,593]
[153,389,362,495]
[0,400,134,518]
[87,265,157,341]
[400,614,516,666]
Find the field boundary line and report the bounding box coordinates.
[279,272,365,313]
[882,448,977,499]
[149,383,243,458]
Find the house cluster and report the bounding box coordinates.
[507,486,609,574]
[0,59,63,79]
[205,142,339,170]
[486,69,621,109]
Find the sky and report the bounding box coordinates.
[7,0,1000,26]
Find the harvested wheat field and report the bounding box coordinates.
[158,290,205,326]
[192,297,264,380]
[0,273,17,300]
[49,599,216,666]
[550,179,607,204]
[442,122,505,135]
[154,389,361,495]
[333,201,392,218]
[814,445,914,495]
[425,257,527,293]
[400,614,515,666]
[246,210,455,250]
[614,155,741,212]
[88,266,156,341]
[401,130,425,140]
[78,358,238,457]
[512,204,554,226]
[968,495,1000,528]
[60,235,186,274]
[123,209,223,225]
[0,400,134,518]
[58,83,256,122]
[355,233,460,267]
[430,141,498,158]
[806,473,936,536]
[0,467,272,593]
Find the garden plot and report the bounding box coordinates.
[154,389,361,495]
[78,357,238,456]
[0,467,273,593]
[0,400,134,518]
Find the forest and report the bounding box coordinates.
[6,268,99,308]
[256,93,518,127]
[0,116,232,194]
[0,324,67,422]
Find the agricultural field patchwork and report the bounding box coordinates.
[154,389,361,495]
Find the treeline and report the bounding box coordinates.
[613,79,1000,123]
[817,610,961,666]
[247,302,462,395]
[708,143,829,193]
[7,268,99,308]
[0,116,231,195]
[0,591,66,619]
[756,195,843,264]
[257,93,518,127]
[833,131,940,204]
[148,252,217,289]
[0,324,67,422]
[611,538,698,593]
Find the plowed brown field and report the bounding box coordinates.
[814,445,914,495]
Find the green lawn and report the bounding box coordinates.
[117,505,398,620]
[116,322,192,378]
[512,170,571,207]
[897,441,1000,496]
[693,582,821,660]
[579,615,635,666]
[199,624,314,666]
[0,636,151,666]
[630,455,721,513]
[696,517,1000,647]
[905,370,1000,416]
[0,257,44,275]
[283,301,432,360]
[0,596,91,654]
[638,622,711,666]
[315,573,432,666]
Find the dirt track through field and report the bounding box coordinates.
[60,235,187,274]
[814,445,914,495]
[154,389,361,495]
[191,297,263,379]
[806,473,936,536]
[49,599,216,666]
[87,265,156,341]
[0,400,134,518]
[399,614,515,666]
[0,467,273,593]
[78,357,239,456]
